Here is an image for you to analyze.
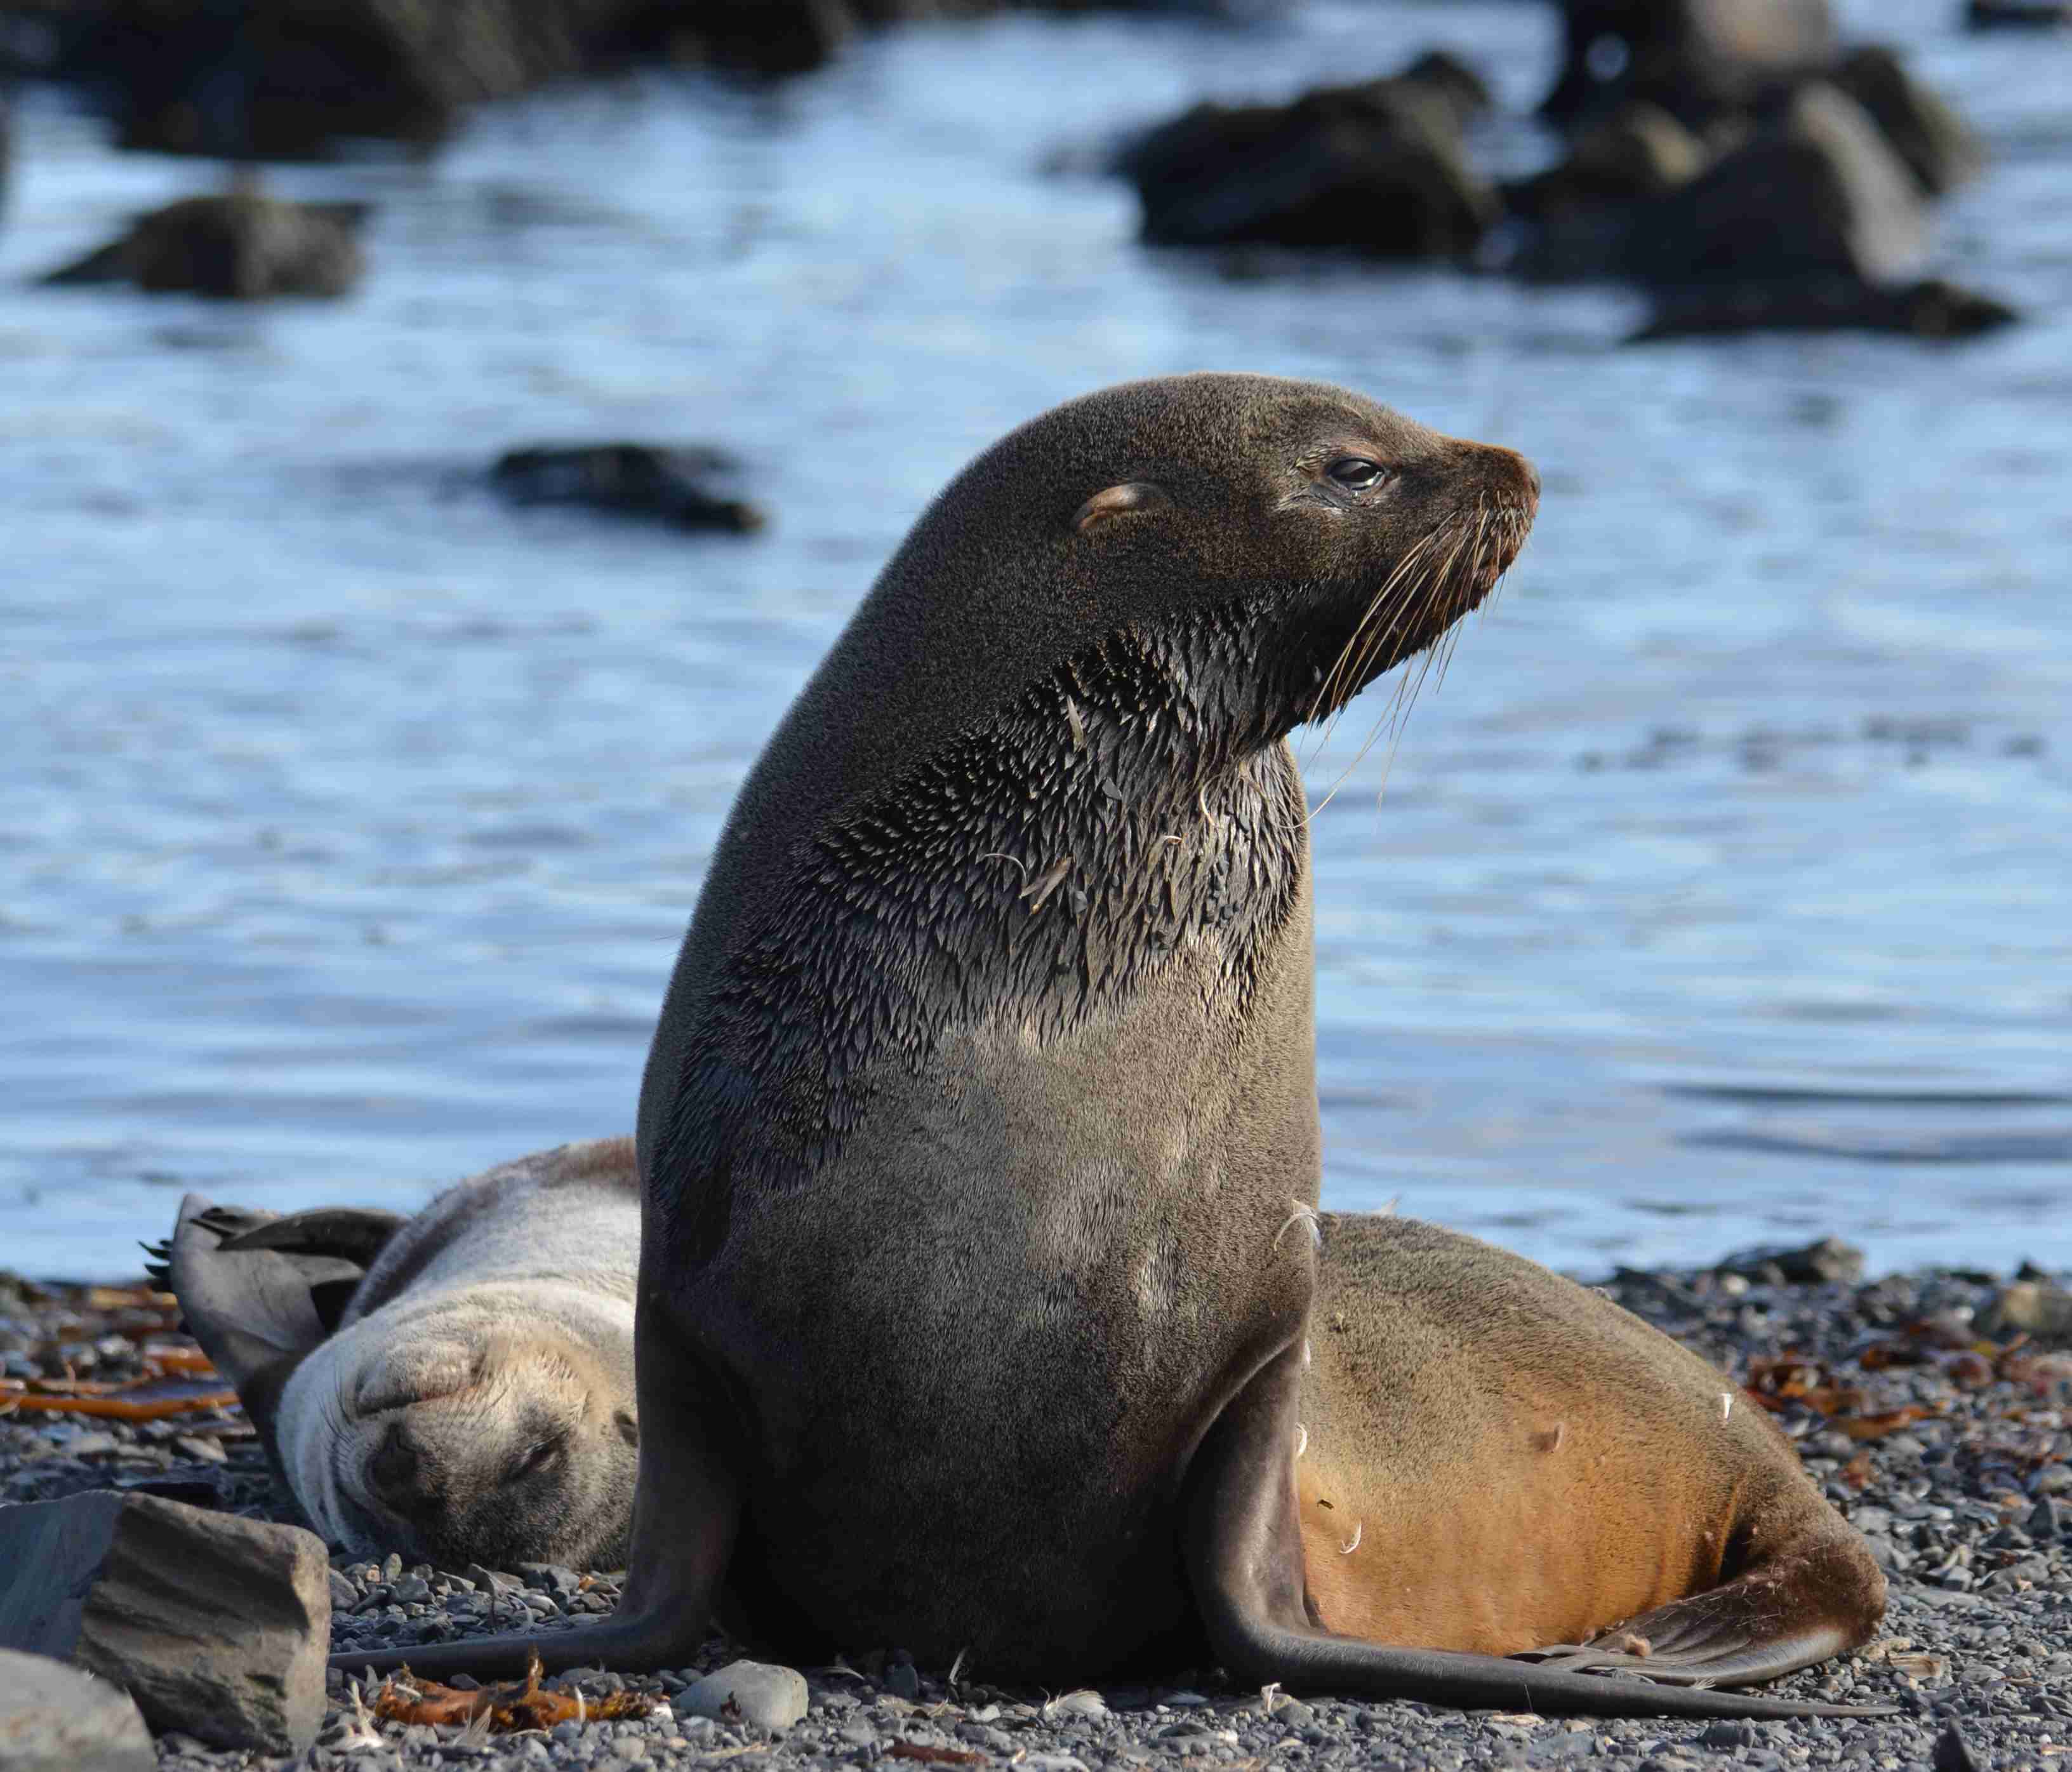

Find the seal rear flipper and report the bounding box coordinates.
[1180,1341,1897,1720]
[1514,1527,1889,1689]
[163,1194,378,1394]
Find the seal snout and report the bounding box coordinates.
[367,1416,425,1508]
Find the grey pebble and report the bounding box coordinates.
[679,1659,811,1732]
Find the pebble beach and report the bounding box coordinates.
[8,1245,2067,1771]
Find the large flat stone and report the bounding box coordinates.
[0,1491,330,1754]
[0,1648,155,1772]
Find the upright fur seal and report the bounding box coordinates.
[157,1138,642,1570]
[336,375,1885,1717]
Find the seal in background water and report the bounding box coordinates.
[335,374,1885,1717]
[158,1138,641,1569]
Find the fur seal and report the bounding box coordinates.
[335,373,1886,1717]
[1299,1214,1885,1685]
[155,1138,642,1570]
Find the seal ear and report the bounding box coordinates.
[1075,481,1174,534]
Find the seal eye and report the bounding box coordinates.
[1325,457,1387,490]
[512,1435,564,1481]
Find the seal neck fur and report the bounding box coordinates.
[654,596,1315,1233]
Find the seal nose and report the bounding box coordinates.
[367,1419,426,1512]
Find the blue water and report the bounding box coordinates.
[3,0,2069,1280]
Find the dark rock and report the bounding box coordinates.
[29,0,668,158]
[625,0,860,78]
[1967,0,2072,24]
[0,1648,155,1772]
[1627,84,1926,287]
[1541,0,1836,130]
[0,1490,330,1754]
[1506,100,1709,221]
[491,443,766,535]
[1932,1721,1984,1772]
[1715,1236,1867,1286]
[1830,44,1982,195]
[1118,51,1496,256]
[39,183,367,299]
[22,0,886,158]
[680,1660,811,1731]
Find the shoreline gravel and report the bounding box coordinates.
[4,1246,2068,1771]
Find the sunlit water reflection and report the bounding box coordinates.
[2,0,2068,1277]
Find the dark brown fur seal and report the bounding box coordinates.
[156,1139,641,1570]
[335,373,1886,1717]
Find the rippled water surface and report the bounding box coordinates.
[4,0,2069,1278]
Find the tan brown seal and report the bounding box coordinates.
[1299,1213,1885,1686]
[156,1138,642,1571]
[335,373,1887,1717]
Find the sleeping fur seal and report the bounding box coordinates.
[335,373,1887,1717]
[156,1138,641,1570]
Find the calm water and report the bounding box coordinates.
[3,0,2068,1280]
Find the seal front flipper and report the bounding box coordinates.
[218,1204,408,1279]
[163,1195,389,1395]
[1512,1526,1887,1688]
[1181,1340,1896,1720]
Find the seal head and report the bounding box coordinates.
[161,1138,642,1569]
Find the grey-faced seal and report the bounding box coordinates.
[335,373,1887,1717]
[156,1138,641,1570]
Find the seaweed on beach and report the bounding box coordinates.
[369,1651,656,1732]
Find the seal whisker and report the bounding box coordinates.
[1273,1201,1323,1250]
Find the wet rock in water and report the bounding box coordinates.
[1715,1237,1866,1286]
[1117,50,1496,256]
[1967,0,2072,24]
[1541,0,1836,130]
[0,1491,331,1754]
[28,0,701,157]
[1630,274,2019,342]
[655,0,856,78]
[1983,1279,2072,1342]
[1506,100,1710,222]
[1830,44,1983,195]
[678,1660,810,1731]
[1627,83,1927,286]
[0,1648,155,1772]
[491,443,767,535]
[39,186,368,300]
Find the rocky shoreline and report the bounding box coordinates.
[4,1246,2068,1770]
